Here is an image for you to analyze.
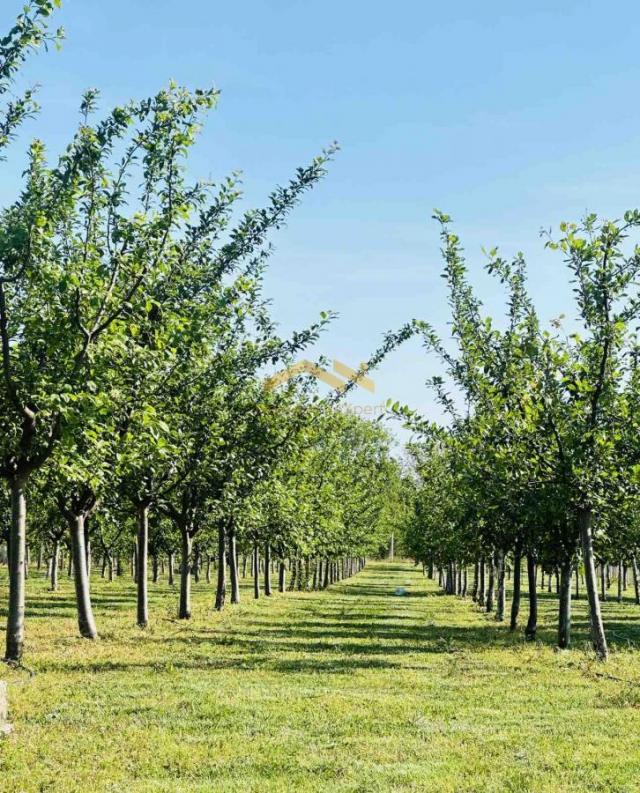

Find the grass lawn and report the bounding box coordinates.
[1,559,640,792]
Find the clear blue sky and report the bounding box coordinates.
[6,0,640,431]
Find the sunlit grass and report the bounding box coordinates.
[1,560,640,791]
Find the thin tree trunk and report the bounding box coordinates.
[136,503,150,628]
[253,541,260,599]
[486,555,495,613]
[193,544,201,583]
[471,559,479,602]
[50,538,60,592]
[495,550,505,621]
[558,558,572,649]
[632,556,640,605]
[5,475,28,662]
[214,521,227,611]
[578,507,608,661]
[510,548,521,631]
[279,560,286,592]
[617,560,622,603]
[229,521,240,605]
[179,528,192,619]
[478,557,486,607]
[168,551,175,585]
[525,554,537,640]
[264,543,272,596]
[70,514,98,639]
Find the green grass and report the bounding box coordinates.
[2,560,640,792]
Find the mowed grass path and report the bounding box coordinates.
[2,560,640,792]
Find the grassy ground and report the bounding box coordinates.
[1,561,640,792]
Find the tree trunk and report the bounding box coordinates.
[471,559,479,602]
[495,550,506,621]
[578,507,608,661]
[168,552,175,586]
[85,535,91,582]
[510,548,521,631]
[136,503,150,628]
[5,475,28,662]
[486,555,495,613]
[179,528,192,619]
[50,539,60,592]
[193,544,201,583]
[600,563,607,602]
[617,560,622,603]
[214,521,227,611]
[279,560,286,592]
[478,557,486,607]
[558,558,572,649]
[525,554,537,640]
[264,543,272,596]
[632,556,640,605]
[228,522,240,605]
[70,514,98,640]
[253,542,260,599]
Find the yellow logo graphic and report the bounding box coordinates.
[266,359,375,393]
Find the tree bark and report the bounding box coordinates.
[617,560,622,603]
[228,521,240,605]
[264,543,272,596]
[279,560,286,592]
[214,521,227,611]
[70,514,98,639]
[510,548,521,631]
[5,475,28,662]
[632,556,640,605]
[525,554,537,640]
[478,557,486,607]
[578,507,608,660]
[50,538,60,592]
[558,558,572,649]
[471,559,479,602]
[179,528,192,619]
[486,555,495,613]
[495,550,506,621]
[253,541,260,599]
[136,503,150,628]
